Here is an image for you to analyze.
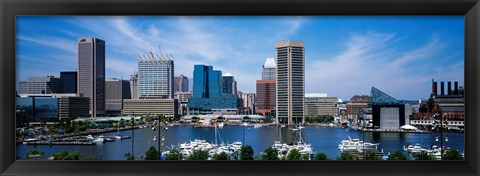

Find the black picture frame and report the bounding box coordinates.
[1,0,479,176]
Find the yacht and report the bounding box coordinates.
[218,122,224,128]
[254,124,262,128]
[338,136,380,152]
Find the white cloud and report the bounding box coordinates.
[17,35,76,54]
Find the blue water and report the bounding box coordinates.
[16,125,465,160]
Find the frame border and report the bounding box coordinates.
[1,0,479,176]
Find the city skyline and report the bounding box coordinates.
[16,16,464,100]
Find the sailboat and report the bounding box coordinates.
[114,123,122,140]
[153,136,157,141]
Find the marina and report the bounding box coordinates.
[16,125,465,160]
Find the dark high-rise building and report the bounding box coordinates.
[60,71,77,93]
[105,78,131,116]
[222,73,237,95]
[276,41,305,125]
[174,74,189,93]
[130,71,139,99]
[77,37,105,117]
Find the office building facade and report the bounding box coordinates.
[60,71,77,93]
[256,57,277,117]
[123,99,178,117]
[130,71,139,99]
[77,37,106,116]
[222,73,237,95]
[105,78,131,116]
[137,51,174,99]
[188,65,238,114]
[174,74,189,93]
[262,57,277,80]
[19,76,62,94]
[304,93,338,116]
[239,92,256,114]
[276,41,305,124]
[58,97,90,120]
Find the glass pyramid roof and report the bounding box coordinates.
[370,87,400,105]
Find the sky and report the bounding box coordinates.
[16,16,464,100]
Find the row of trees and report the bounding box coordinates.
[25,146,463,161]
[135,145,464,161]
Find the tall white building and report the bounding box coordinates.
[262,57,277,80]
[276,41,305,125]
[137,51,174,99]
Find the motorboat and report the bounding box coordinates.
[218,122,224,128]
[254,124,262,128]
[153,136,157,141]
[338,136,380,152]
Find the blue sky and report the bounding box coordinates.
[16,16,464,100]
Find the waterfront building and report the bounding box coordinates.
[256,57,277,117]
[188,65,238,115]
[175,92,192,116]
[137,51,174,99]
[123,99,178,117]
[276,41,304,125]
[77,37,106,117]
[222,73,237,95]
[370,87,412,130]
[105,78,131,116]
[346,95,370,119]
[130,71,139,99]
[58,96,90,120]
[174,74,189,93]
[304,93,338,116]
[431,79,465,121]
[262,57,276,80]
[239,92,256,115]
[16,93,79,124]
[19,76,62,94]
[60,71,77,93]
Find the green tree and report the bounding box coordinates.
[86,155,96,160]
[144,146,160,160]
[413,151,436,160]
[51,151,82,160]
[213,152,230,160]
[187,150,209,160]
[124,152,134,160]
[261,147,279,160]
[286,149,302,160]
[363,150,381,160]
[26,149,45,158]
[240,145,254,160]
[314,152,329,160]
[443,148,464,160]
[336,152,356,160]
[387,151,408,160]
[165,149,183,160]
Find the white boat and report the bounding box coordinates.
[254,124,262,128]
[152,126,156,131]
[338,136,380,152]
[153,136,157,141]
[218,122,224,128]
[93,137,104,144]
[280,124,286,128]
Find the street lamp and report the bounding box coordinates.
[435,136,448,160]
[131,113,135,160]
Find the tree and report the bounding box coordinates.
[213,152,230,160]
[124,152,134,160]
[144,146,160,160]
[286,149,302,160]
[314,152,329,160]
[165,149,183,160]
[86,155,96,160]
[363,150,381,160]
[187,150,209,160]
[52,151,82,160]
[443,148,463,160]
[336,152,356,160]
[240,145,254,160]
[26,149,45,158]
[413,151,436,160]
[387,151,407,160]
[261,147,279,160]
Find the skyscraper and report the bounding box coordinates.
[60,71,77,93]
[276,41,304,125]
[256,57,277,116]
[19,76,62,94]
[130,71,139,99]
[78,37,105,117]
[137,51,174,99]
[174,74,189,93]
[262,57,276,80]
[222,73,237,95]
[188,65,238,114]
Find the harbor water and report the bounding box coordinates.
[16,125,465,160]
